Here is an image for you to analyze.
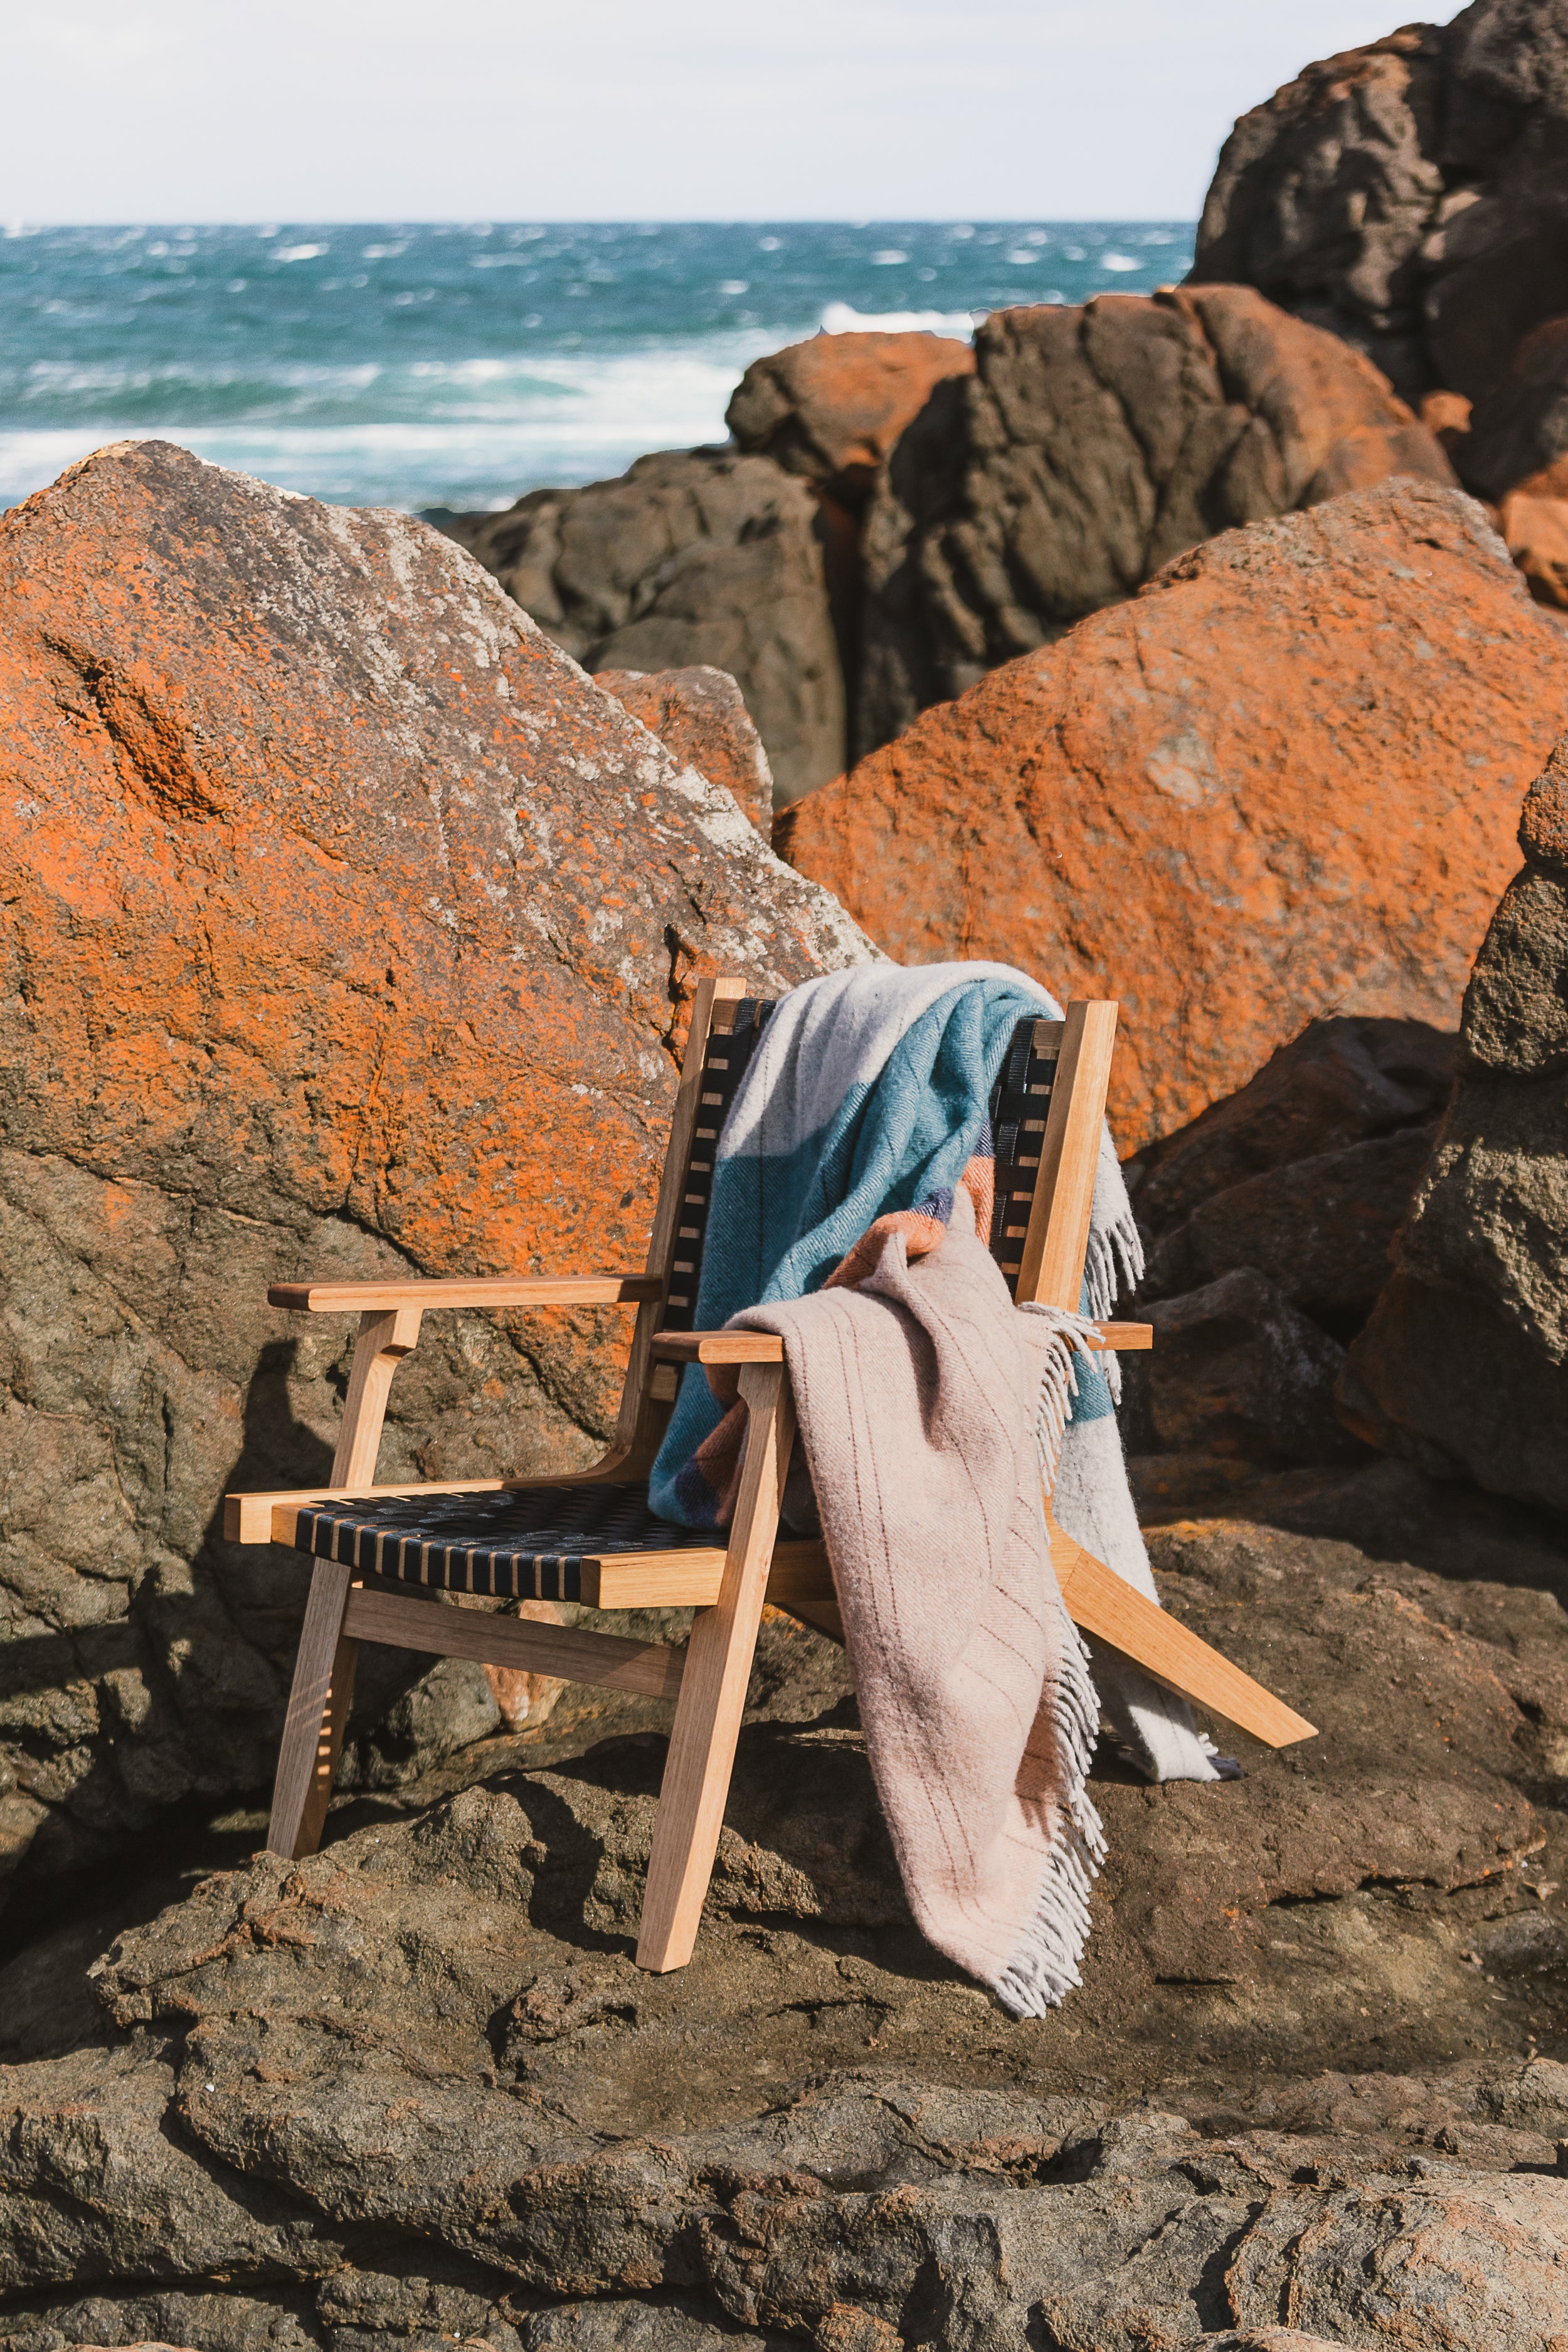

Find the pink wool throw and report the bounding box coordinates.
[713,1186,1106,2015]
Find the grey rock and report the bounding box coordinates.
[4,1449,1568,2346]
[1344,731,1568,1508]
[1121,1016,1449,1478]
[1461,315,1568,499]
[1127,1268,1365,1466]
[1190,3,1568,405]
[0,2040,344,2289]
[852,283,1452,754]
[1130,1016,1455,1238]
[438,451,847,803]
[522,2304,780,2349]
[1145,1127,1438,1336]
[0,2290,318,2352]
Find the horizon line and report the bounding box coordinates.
[3,215,1203,232]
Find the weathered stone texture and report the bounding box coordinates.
[852,283,1454,753]
[1345,731,1568,1512]
[778,479,1567,1152]
[0,440,871,1903]
[3,1498,1567,2347]
[1190,3,1568,405]
[724,329,975,509]
[440,450,846,804]
[1463,314,1568,502]
[593,665,773,834]
[1133,1269,1369,1468]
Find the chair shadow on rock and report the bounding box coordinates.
[227,980,1316,1976]
[209,1337,423,1743]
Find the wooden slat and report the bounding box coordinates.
[1088,1321,1150,1352]
[266,1560,356,1858]
[637,1360,795,1972]
[583,1537,827,1610]
[269,1274,663,1313]
[226,1475,514,1546]
[330,1306,423,1487]
[764,1542,845,1645]
[1047,1513,1316,1749]
[650,1329,785,1364]
[583,1547,728,1607]
[1016,1000,1120,1311]
[648,1323,1142,1369]
[342,1583,685,1699]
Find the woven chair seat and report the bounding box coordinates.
[294,1480,717,1603]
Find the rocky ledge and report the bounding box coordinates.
[3,1482,1566,2350]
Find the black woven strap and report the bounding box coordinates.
[295,1480,716,1602]
[662,996,773,1331]
[988,1017,1062,1294]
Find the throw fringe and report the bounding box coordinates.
[1083,1196,1145,1406]
[989,1303,1111,2017]
[1018,1299,1104,1488]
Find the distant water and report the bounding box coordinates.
[0,221,1195,515]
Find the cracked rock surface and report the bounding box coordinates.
[0,441,872,1910]
[849,284,1453,756]
[3,1500,1566,2349]
[1189,0,1568,408]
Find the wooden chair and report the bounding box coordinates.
[228,980,1314,1976]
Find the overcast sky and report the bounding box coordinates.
[8,2,1453,224]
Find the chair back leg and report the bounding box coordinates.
[635,1362,795,1973]
[267,1559,360,1859]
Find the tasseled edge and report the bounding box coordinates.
[993,1594,1107,2016]
[987,1312,1110,2018]
[1082,1193,1145,1406]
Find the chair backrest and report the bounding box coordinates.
[608,977,1118,1469]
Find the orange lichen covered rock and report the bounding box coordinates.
[1499,489,1568,609]
[726,329,975,505]
[0,440,870,1894]
[778,479,1568,1152]
[594,663,774,831]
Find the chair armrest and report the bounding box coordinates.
[650,1330,785,1364]
[1088,1321,1152,1350]
[649,1323,1143,1366]
[268,1274,664,1313]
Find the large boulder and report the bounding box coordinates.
[1120,1018,1453,1474]
[1189,3,1568,405]
[1130,1016,1456,1242]
[438,448,846,805]
[778,479,1568,1152]
[0,440,871,1904]
[1343,733,1568,1512]
[445,302,1452,785]
[852,285,1454,755]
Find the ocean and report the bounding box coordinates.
[0,221,1195,516]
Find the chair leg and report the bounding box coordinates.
[265,1304,421,1860]
[267,1560,361,1860]
[636,1363,795,1973]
